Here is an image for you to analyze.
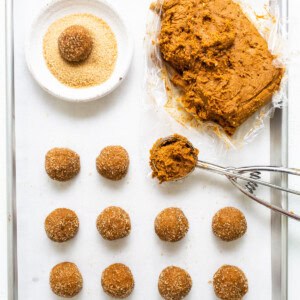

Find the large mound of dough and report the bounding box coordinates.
[159,0,284,135]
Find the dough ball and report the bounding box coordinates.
[155,207,189,242]
[50,262,83,297]
[96,206,131,240]
[58,25,93,62]
[96,146,129,181]
[158,266,192,300]
[213,265,248,300]
[212,207,247,241]
[101,263,134,298]
[45,148,80,181]
[45,208,79,242]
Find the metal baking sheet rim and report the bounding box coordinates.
[4,0,288,299]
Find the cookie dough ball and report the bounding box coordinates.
[213,265,248,300]
[45,208,79,242]
[45,148,80,181]
[212,207,247,241]
[50,262,83,298]
[101,263,134,298]
[158,266,192,300]
[96,206,131,240]
[155,207,189,242]
[96,146,129,181]
[58,25,93,62]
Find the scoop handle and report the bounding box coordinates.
[229,177,300,221]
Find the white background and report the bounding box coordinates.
[1,0,300,299]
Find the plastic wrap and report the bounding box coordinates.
[145,0,287,149]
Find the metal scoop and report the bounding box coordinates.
[153,135,300,221]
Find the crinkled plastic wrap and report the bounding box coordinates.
[145,0,287,149]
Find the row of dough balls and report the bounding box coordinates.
[45,206,247,243]
[50,262,248,299]
[45,147,129,181]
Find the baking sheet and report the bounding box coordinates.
[287,2,300,298]
[11,0,284,298]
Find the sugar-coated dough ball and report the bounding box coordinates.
[96,206,131,240]
[96,146,129,181]
[45,208,79,242]
[45,148,80,181]
[58,25,93,62]
[213,265,248,300]
[155,207,189,242]
[101,263,134,298]
[212,207,247,241]
[158,266,192,300]
[50,262,83,298]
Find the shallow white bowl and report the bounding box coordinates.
[26,0,133,102]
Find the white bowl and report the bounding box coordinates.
[26,0,133,102]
